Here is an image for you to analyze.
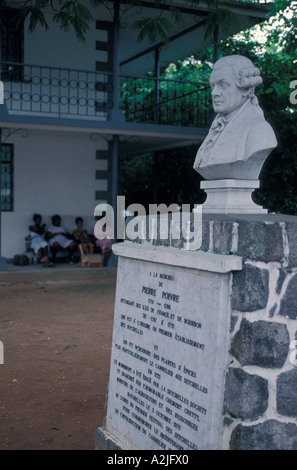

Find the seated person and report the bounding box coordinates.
[72,217,94,255]
[46,215,76,264]
[29,213,50,266]
[95,224,112,267]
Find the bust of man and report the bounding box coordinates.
[193,55,277,180]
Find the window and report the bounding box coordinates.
[0,7,24,81]
[1,144,14,211]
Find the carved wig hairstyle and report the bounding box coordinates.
[212,55,263,105]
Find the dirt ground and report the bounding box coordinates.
[0,265,117,450]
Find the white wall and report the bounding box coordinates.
[24,5,111,71]
[1,129,108,258]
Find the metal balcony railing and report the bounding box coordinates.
[1,61,212,128]
[120,74,212,128]
[1,61,112,121]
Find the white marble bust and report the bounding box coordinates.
[193,55,277,180]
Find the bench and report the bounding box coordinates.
[24,234,109,266]
[24,234,81,264]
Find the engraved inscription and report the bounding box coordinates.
[107,257,229,450]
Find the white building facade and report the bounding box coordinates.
[0,0,273,261]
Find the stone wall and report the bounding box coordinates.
[215,216,297,450]
[125,213,297,450]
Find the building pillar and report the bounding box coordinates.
[111,1,124,123]
[0,128,7,270]
[154,47,160,124]
[0,32,7,270]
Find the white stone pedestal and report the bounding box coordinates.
[95,242,242,450]
[200,179,267,214]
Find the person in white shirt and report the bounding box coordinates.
[29,213,50,266]
[46,215,77,264]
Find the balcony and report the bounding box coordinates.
[1,62,212,129]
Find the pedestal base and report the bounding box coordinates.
[201,179,267,214]
[95,215,297,450]
[96,243,241,451]
[94,426,126,450]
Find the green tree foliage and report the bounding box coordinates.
[4,0,296,213]
[8,0,238,45]
[120,62,212,129]
[118,147,206,210]
[118,153,154,209]
[15,0,93,42]
[218,2,297,214]
[120,2,297,214]
[119,57,213,210]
